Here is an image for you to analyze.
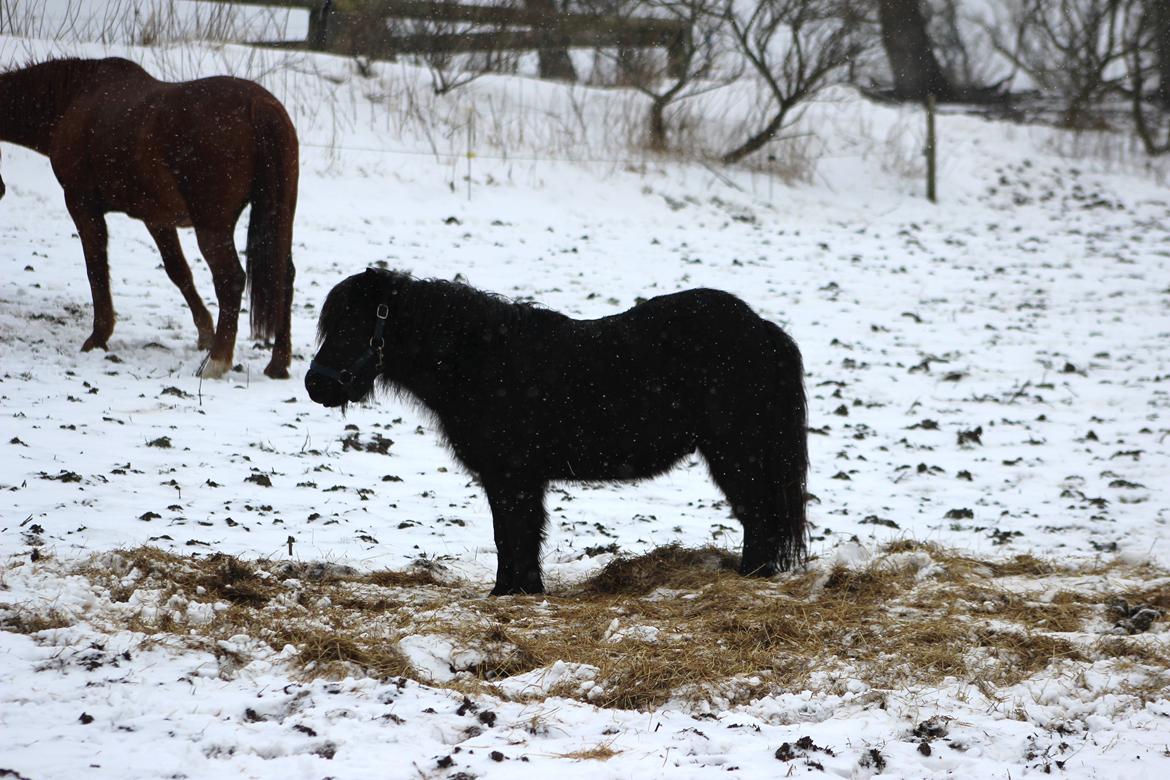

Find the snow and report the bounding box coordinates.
[2,16,1170,780]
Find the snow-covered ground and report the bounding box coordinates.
[2,23,1169,780]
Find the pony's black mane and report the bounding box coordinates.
[317,269,541,348]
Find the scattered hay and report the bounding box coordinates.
[821,561,912,600]
[6,543,1168,712]
[979,628,1086,678]
[365,567,444,588]
[574,544,740,595]
[0,609,72,634]
[1093,636,1170,666]
[989,553,1057,577]
[272,625,413,680]
[557,744,621,761]
[82,547,282,607]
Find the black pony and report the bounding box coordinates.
[306,269,809,595]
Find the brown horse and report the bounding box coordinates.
[0,57,298,378]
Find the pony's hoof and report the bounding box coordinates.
[490,582,545,597]
[264,363,290,380]
[740,560,779,578]
[493,580,547,598]
[80,336,108,352]
[199,358,231,379]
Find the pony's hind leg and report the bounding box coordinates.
[193,226,245,379]
[701,441,788,578]
[64,196,115,352]
[146,224,214,349]
[483,479,548,595]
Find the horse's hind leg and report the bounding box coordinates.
[193,226,245,379]
[483,479,548,595]
[701,440,786,577]
[146,224,214,349]
[64,196,114,352]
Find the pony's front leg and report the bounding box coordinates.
[193,227,245,379]
[485,480,548,596]
[64,196,114,352]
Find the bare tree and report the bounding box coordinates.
[1148,0,1170,107]
[588,0,736,151]
[1124,0,1170,153]
[990,0,1129,128]
[636,0,730,151]
[720,0,865,165]
[398,12,516,95]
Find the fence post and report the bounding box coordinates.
[925,93,937,203]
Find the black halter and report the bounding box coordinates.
[310,302,390,387]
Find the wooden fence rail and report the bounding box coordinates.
[213,0,689,79]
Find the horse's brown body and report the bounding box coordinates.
[0,57,298,378]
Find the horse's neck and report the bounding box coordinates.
[388,282,483,405]
[0,63,106,153]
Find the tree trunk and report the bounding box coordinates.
[648,94,668,151]
[877,0,953,101]
[721,106,789,165]
[525,0,577,82]
[1151,0,1170,108]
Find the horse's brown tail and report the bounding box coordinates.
[768,322,809,570]
[245,95,298,343]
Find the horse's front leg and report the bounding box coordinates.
[484,479,548,596]
[193,226,245,379]
[64,195,114,352]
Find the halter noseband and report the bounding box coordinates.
[310,302,390,387]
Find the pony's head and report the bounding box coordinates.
[305,268,402,409]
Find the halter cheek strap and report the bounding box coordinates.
[310,302,390,387]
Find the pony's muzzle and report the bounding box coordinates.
[304,366,348,407]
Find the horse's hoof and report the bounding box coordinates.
[199,358,231,379]
[80,336,108,352]
[264,363,290,380]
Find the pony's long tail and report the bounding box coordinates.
[768,322,809,570]
[245,95,298,351]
